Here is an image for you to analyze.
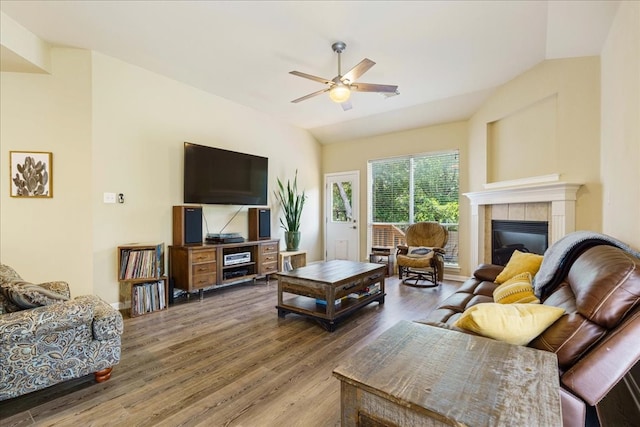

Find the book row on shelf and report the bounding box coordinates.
[132,280,166,316]
[120,248,161,280]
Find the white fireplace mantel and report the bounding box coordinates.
[463,180,582,269]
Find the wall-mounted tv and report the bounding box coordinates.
[184,142,268,205]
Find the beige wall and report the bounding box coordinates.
[90,52,321,304]
[1,48,94,294]
[1,48,322,305]
[487,94,558,182]
[600,0,640,249]
[323,56,606,277]
[468,57,602,235]
[322,121,469,270]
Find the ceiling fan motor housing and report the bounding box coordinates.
[332,41,347,54]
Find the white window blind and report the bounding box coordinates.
[370,150,459,264]
[371,151,459,224]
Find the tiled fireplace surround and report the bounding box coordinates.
[464,178,582,269]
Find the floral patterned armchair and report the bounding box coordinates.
[0,264,123,400]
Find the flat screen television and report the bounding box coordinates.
[184,142,268,205]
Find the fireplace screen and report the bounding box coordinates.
[492,220,548,266]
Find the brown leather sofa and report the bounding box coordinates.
[419,239,640,427]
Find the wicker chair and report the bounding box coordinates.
[396,222,448,287]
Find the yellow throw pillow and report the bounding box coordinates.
[453,303,565,346]
[495,250,544,284]
[493,272,540,304]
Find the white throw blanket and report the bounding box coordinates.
[533,230,640,298]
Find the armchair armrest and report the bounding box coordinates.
[0,295,123,345]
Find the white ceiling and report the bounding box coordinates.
[0,1,620,144]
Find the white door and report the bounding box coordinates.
[325,171,359,261]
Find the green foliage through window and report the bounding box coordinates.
[370,151,459,224]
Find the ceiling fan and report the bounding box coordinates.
[290,41,399,111]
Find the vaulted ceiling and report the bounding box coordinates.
[0,1,620,144]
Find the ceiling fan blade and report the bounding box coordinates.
[351,82,398,93]
[342,58,375,83]
[289,71,333,85]
[341,100,353,111]
[291,87,330,103]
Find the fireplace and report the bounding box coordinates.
[492,220,548,265]
[464,177,582,270]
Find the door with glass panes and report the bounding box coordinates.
[324,171,359,261]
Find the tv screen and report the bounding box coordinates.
[184,142,268,205]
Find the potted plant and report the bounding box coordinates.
[275,170,306,251]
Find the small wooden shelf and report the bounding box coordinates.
[279,250,307,271]
[280,292,384,320]
[117,242,168,317]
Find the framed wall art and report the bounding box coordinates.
[10,151,53,198]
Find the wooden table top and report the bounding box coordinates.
[276,260,384,284]
[333,320,561,426]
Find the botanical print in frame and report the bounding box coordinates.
[10,151,53,198]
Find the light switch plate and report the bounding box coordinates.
[103,192,116,204]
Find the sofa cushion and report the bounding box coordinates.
[495,250,544,284]
[2,280,69,311]
[0,264,22,284]
[0,264,23,315]
[406,246,435,258]
[453,303,565,346]
[493,272,540,304]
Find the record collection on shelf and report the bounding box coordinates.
[117,242,168,317]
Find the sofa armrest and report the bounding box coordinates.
[84,295,124,340]
[561,309,640,406]
[0,299,94,343]
[473,264,504,282]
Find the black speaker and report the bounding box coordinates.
[249,208,271,241]
[173,206,202,246]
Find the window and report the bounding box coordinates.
[369,150,459,265]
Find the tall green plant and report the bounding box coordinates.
[275,170,306,232]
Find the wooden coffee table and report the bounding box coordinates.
[275,260,386,331]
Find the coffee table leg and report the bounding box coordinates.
[277,308,288,318]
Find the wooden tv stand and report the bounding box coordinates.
[169,239,279,299]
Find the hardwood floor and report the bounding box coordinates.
[0,275,461,427]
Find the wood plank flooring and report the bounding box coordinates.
[0,276,461,427]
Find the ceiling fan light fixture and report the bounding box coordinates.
[329,84,351,103]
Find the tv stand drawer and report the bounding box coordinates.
[192,262,216,275]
